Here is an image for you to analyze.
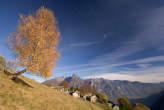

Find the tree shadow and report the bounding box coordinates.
[4,69,33,88]
[12,77,33,88]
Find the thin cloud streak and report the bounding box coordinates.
[69,33,109,47]
[85,73,164,83]
[85,66,164,83]
[55,55,164,76]
[69,41,102,46]
[90,6,164,64]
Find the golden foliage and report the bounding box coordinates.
[8,7,60,78]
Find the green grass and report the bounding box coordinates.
[0,71,104,110]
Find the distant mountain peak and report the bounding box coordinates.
[72,74,78,78]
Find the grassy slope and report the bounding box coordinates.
[0,72,104,110]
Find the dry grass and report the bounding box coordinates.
[0,72,104,110]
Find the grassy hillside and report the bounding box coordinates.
[0,71,104,110]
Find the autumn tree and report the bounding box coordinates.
[8,7,60,78]
[79,83,95,96]
[60,81,69,89]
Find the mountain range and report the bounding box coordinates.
[43,74,164,108]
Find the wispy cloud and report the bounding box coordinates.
[85,72,164,83]
[102,55,164,69]
[55,6,164,83]
[85,65,164,83]
[69,32,110,47]
[137,63,152,68]
[55,55,164,77]
[69,41,102,47]
[90,6,164,64]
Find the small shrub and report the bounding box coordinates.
[118,97,133,110]
[70,87,79,92]
[95,92,108,104]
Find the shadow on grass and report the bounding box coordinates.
[4,69,33,88]
[12,77,34,88]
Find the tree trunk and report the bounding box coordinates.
[4,68,27,80]
[10,68,27,80]
[12,68,27,77]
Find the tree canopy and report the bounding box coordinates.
[8,7,60,78]
[79,83,95,96]
[60,81,69,89]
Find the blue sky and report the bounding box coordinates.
[0,0,164,82]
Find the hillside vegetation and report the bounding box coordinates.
[0,71,104,110]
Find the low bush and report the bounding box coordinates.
[95,92,108,104]
[118,97,133,110]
